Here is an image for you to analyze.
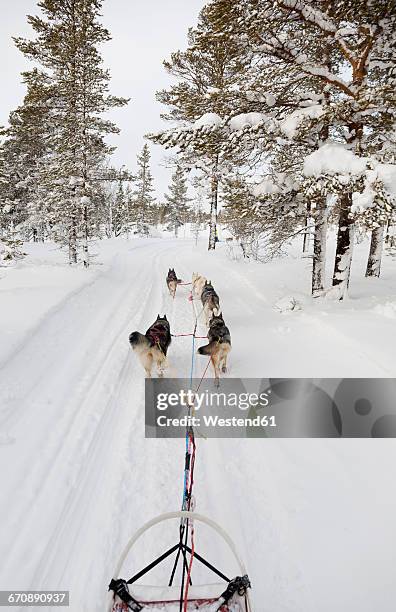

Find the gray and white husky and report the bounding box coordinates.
[129,315,171,377]
[198,312,231,384]
[200,280,220,325]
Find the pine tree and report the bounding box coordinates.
[151,0,249,250]
[0,69,52,241]
[131,144,156,235]
[14,0,128,265]
[206,0,396,298]
[164,166,191,236]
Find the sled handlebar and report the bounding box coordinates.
[112,510,248,579]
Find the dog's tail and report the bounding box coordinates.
[198,340,217,356]
[129,331,147,348]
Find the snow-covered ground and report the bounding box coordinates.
[1,235,396,612]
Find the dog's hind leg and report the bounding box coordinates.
[221,353,228,373]
[220,345,231,374]
[155,349,166,377]
[211,353,221,387]
[220,353,227,374]
[141,352,153,378]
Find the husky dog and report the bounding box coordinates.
[129,315,171,377]
[198,313,231,384]
[166,268,181,298]
[201,281,220,325]
[192,272,207,298]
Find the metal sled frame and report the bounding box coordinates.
[107,511,253,611]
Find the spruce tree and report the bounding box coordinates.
[131,144,156,235]
[151,0,248,250]
[0,69,52,241]
[164,166,191,236]
[14,0,128,265]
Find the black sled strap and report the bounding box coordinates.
[216,575,251,610]
[108,579,143,611]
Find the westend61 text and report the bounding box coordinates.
[157,415,277,428]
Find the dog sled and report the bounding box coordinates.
[107,511,253,612]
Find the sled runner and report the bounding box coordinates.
[107,511,252,612]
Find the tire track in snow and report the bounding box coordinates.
[0,241,177,605]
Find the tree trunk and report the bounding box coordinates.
[82,204,89,268]
[332,192,354,300]
[311,198,327,295]
[69,216,78,265]
[208,157,218,251]
[385,221,395,248]
[365,226,384,278]
[302,202,312,254]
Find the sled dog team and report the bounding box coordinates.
[129,269,231,383]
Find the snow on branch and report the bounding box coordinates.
[260,36,353,96]
[278,0,336,34]
[303,143,368,177]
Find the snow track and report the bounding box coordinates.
[1,237,396,612]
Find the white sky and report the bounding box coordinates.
[0,0,206,199]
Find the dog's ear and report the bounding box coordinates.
[163,314,168,320]
[157,314,160,319]
[219,312,224,319]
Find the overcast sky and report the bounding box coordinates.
[0,0,206,198]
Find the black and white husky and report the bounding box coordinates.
[200,281,220,325]
[166,268,181,298]
[198,312,231,384]
[129,315,171,377]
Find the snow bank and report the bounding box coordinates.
[373,301,396,319]
[193,112,222,129]
[304,142,368,176]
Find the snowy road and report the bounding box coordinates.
[1,237,396,612]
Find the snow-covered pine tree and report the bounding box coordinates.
[171,0,335,291]
[0,69,52,242]
[112,180,127,237]
[164,166,191,236]
[131,144,157,235]
[151,0,248,250]
[14,0,128,265]
[215,0,396,298]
